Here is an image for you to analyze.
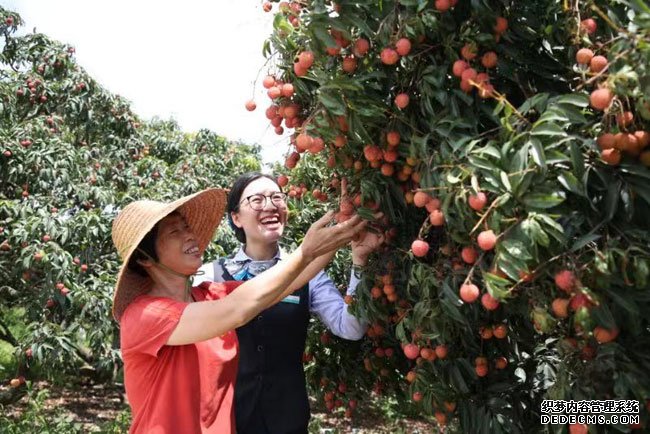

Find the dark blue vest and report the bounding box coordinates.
[219,259,311,434]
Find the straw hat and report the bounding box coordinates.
[111,188,226,321]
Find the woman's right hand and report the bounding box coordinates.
[300,210,367,261]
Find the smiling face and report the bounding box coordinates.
[154,212,202,275]
[231,177,288,246]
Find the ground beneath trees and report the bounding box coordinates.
[5,381,440,433]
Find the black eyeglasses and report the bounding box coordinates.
[240,192,288,211]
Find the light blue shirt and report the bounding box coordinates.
[195,246,368,340]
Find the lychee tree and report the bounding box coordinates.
[0,7,260,405]
[255,0,650,431]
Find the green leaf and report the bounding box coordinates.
[473,145,501,161]
[449,365,470,394]
[591,304,617,330]
[446,172,463,184]
[513,171,536,198]
[529,138,546,168]
[522,191,566,209]
[507,145,526,176]
[522,218,550,247]
[555,93,590,107]
[442,280,462,307]
[536,111,569,124]
[535,214,566,243]
[497,253,530,281]
[627,180,650,205]
[602,287,639,316]
[468,156,499,172]
[273,14,294,35]
[262,39,271,58]
[493,193,512,207]
[518,93,549,114]
[440,297,469,327]
[633,258,649,289]
[484,272,512,300]
[557,170,584,196]
[500,171,512,192]
[312,24,336,47]
[570,233,601,252]
[570,141,585,179]
[514,367,527,383]
[500,238,532,261]
[318,91,346,115]
[604,181,621,221]
[531,123,566,137]
[546,150,572,164]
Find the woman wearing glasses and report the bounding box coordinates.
[196,172,383,434]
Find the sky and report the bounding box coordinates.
[4,0,289,166]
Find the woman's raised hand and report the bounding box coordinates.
[300,211,367,261]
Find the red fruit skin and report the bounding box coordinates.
[569,423,588,434]
[551,298,570,318]
[481,293,500,311]
[429,210,444,226]
[575,48,594,65]
[494,17,508,34]
[475,364,488,377]
[403,343,420,360]
[554,270,576,293]
[435,0,451,12]
[570,293,592,311]
[395,38,412,56]
[411,240,429,257]
[380,48,399,65]
[452,60,469,77]
[590,88,613,111]
[353,38,370,57]
[395,93,409,109]
[435,344,448,359]
[461,246,478,264]
[481,51,498,69]
[298,51,315,69]
[589,55,608,73]
[460,284,480,303]
[477,230,497,250]
[413,191,431,208]
[468,192,487,211]
[580,18,597,35]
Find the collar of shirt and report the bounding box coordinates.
[224,245,286,280]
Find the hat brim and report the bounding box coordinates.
[112,188,227,321]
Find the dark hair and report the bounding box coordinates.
[227,172,281,243]
[126,211,181,277]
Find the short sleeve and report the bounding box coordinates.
[197,281,243,300]
[120,297,187,358]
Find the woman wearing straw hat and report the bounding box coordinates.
[195,173,384,434]
[111,187,367,434]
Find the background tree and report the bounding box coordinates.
[0,6,260,405]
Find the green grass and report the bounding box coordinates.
[0,307,28,375]
[0,340,16,369]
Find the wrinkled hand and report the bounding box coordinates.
[301,211,367,261]
[352,225,385,266]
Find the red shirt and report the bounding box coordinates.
[120,281,242,434]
